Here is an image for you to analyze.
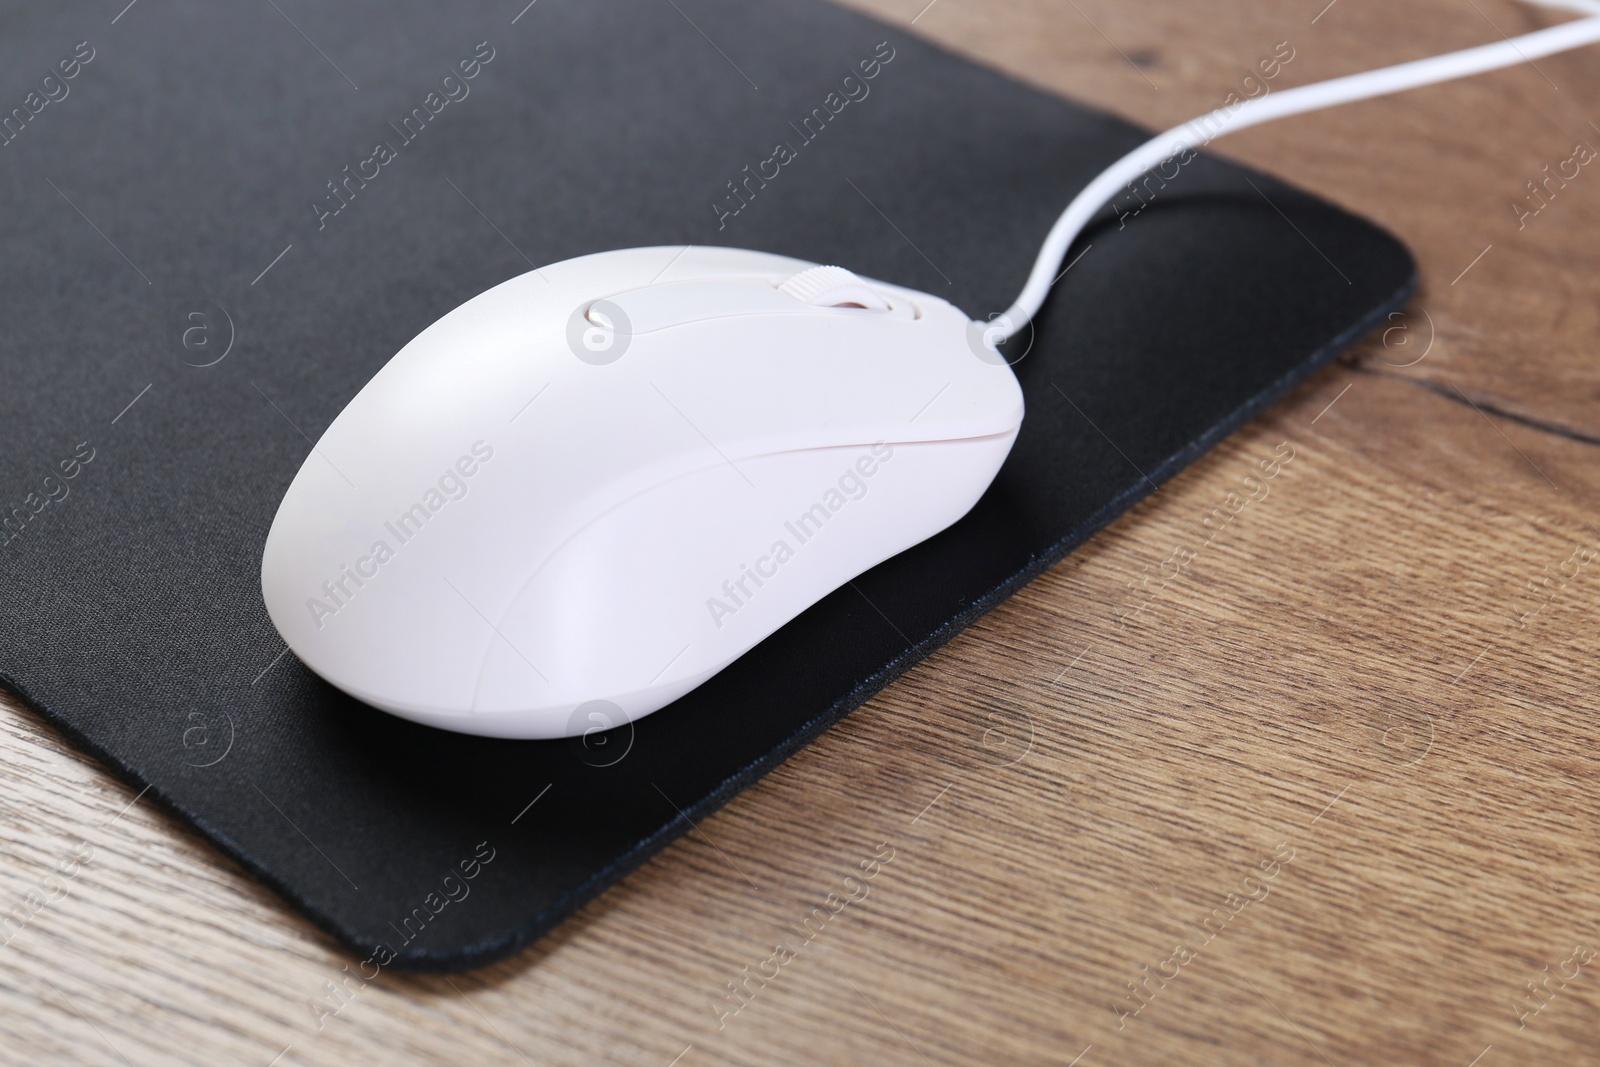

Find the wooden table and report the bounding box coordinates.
[5,1,1599,1063]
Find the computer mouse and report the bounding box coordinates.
[261,246,1023,738]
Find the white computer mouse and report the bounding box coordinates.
[260,246,1023,738]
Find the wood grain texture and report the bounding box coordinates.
[5,0,1600,1063]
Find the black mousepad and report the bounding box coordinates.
[0,0,1413,970]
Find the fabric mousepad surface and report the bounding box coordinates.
[0,0,1413,970]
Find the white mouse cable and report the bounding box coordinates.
[991,0,1600,343]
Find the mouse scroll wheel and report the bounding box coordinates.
[776,266,893,311]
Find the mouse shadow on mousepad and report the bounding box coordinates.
[0,0,1413,971]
